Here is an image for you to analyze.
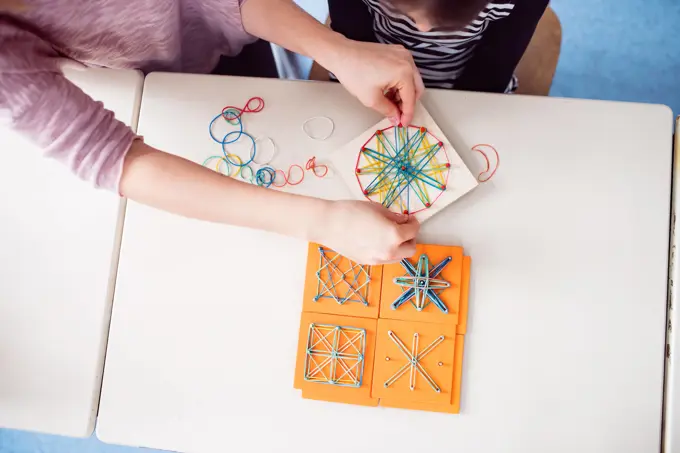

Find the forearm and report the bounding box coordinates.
[240,0,345,69]
[119,140,329,240]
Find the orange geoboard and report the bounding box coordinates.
[293,242,472,414]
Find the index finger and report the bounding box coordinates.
[396,76,416,125]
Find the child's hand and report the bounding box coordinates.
[323,39,425,125]
[315,200,420,265]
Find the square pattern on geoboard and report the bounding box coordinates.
[294,312,378,407]
[294,242,471,414]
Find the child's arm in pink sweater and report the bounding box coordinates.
[0,17,135,191]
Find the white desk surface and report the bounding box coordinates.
[98,73,673,453]
[0,67,143,437]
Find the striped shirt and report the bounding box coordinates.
[360,0,518,92]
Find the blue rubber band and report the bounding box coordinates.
[255,166,275,188]
[222,130,256,167]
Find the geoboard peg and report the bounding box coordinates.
[438,362,443,366]
[398,123,403,128]
[440,184,447,190]
[376,130,382,136]
[419,126,427,133]
[437,141,443,147]
[425,202,431,208]
[403,210,409,215]
[356,168,362,174]
[445,163,451,168]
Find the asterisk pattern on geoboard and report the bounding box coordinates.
[391,254,452,313]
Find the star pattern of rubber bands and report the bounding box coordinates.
[355,125,451,215]
[391,254,452,314]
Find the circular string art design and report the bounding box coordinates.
[355,125,450,215]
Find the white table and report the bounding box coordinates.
[97,73,673,453]
[0,67,143,437]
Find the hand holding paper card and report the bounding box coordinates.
[330,103,478,223]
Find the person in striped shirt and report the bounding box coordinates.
[328,0,549,93]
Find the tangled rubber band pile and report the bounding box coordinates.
[204,97,329,188]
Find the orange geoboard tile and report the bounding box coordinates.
[379,334,465,414]
[457,256,471,335]
[380,243,464,325]
[294,312,378,406]
[372,318,457,405]
[302,243,383,319]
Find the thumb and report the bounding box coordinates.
[392,238,417,260]
[367,92,401,125]
[395,216,420,242]
[382,208,409,224]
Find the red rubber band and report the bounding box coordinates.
[272,169,288,188]
[286,164,305,186]
[472,144,499,182]
[221,97,265,120]
[272,164,305,188]
[306,157,329,178]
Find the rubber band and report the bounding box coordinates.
[251,137,277,165]
[472,143,499,182]
[221,97,265,121]
[356,124,449,214]
[239,164,254,183]
[210,97,265,167]
[202,155,232,176]
[208,112,239,144]
[222,130,256,167]
[216,158,232,176]
[202,155,223,167]
[306,156,329,178]
[221,107,242,125]
[273,169,289,188]
[302,116,335,141]
[286,164,305,186]
[256,166,276,188]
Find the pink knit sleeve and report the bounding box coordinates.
[0,18,136,192]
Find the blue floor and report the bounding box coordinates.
[550,0,680,114]
[1,1,679,452]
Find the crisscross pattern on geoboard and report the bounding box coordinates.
[295,243,471,414]
[304,324,366,387]
[356,125,450,215]
[315,247,371,306]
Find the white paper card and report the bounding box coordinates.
[330,103,478,223]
